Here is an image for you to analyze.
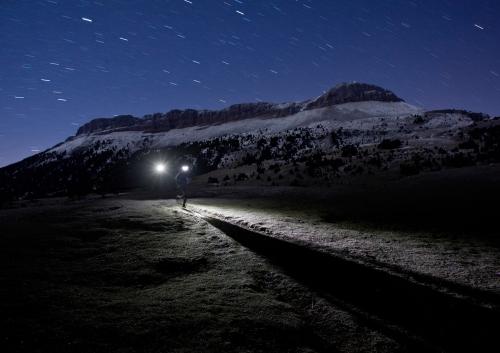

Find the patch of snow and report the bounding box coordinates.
[334,101,422,116]
[423,113,473,130]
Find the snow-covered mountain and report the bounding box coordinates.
[0,82,498,201]
[51,100,421,156]
[45,82,416,156]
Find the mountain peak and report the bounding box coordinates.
[306,82,404,110]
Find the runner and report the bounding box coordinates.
[175,165,190,207]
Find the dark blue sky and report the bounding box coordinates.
[1,0,499,167]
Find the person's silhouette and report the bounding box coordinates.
[175,169,190,207]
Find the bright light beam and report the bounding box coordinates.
[155,163,167,174]
[181,165,189,172]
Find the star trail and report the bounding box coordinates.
[1,0,499,166]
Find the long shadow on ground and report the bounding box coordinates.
[201,215,500,353]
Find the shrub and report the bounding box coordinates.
[268,163,281,174]
[400,163,420,176]
[378,139,402,150]
[443,153,475,168]
[290,179,304,187]
[242,153,257,165]
[458,139,478,151]
[236,173,249,181]
[330,130,341,147]
[367,157,382,168]
[328,158,345,170]
[341,144,358,157]
[413,116,425,124]
[207,177,219,184]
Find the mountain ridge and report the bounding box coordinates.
[76,82,404,136]
[2,81,499,203]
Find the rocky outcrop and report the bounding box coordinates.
[76,83,403,136]
[76,115,142,135]
[77,103,304,136]
[143,102,303,133]
[306,82,403,110]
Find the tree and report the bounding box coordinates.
[341,144,358,157]
[378,139,402,150]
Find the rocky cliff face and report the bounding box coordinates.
[143,102,304,133]
[75,103,305,136]
[76,115,142,135]
[306,83,403,110]
[75,83,403,136]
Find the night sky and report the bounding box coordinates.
[1,0,499,167]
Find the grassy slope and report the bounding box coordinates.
[0,198,402,353]
[188,164,500,294]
